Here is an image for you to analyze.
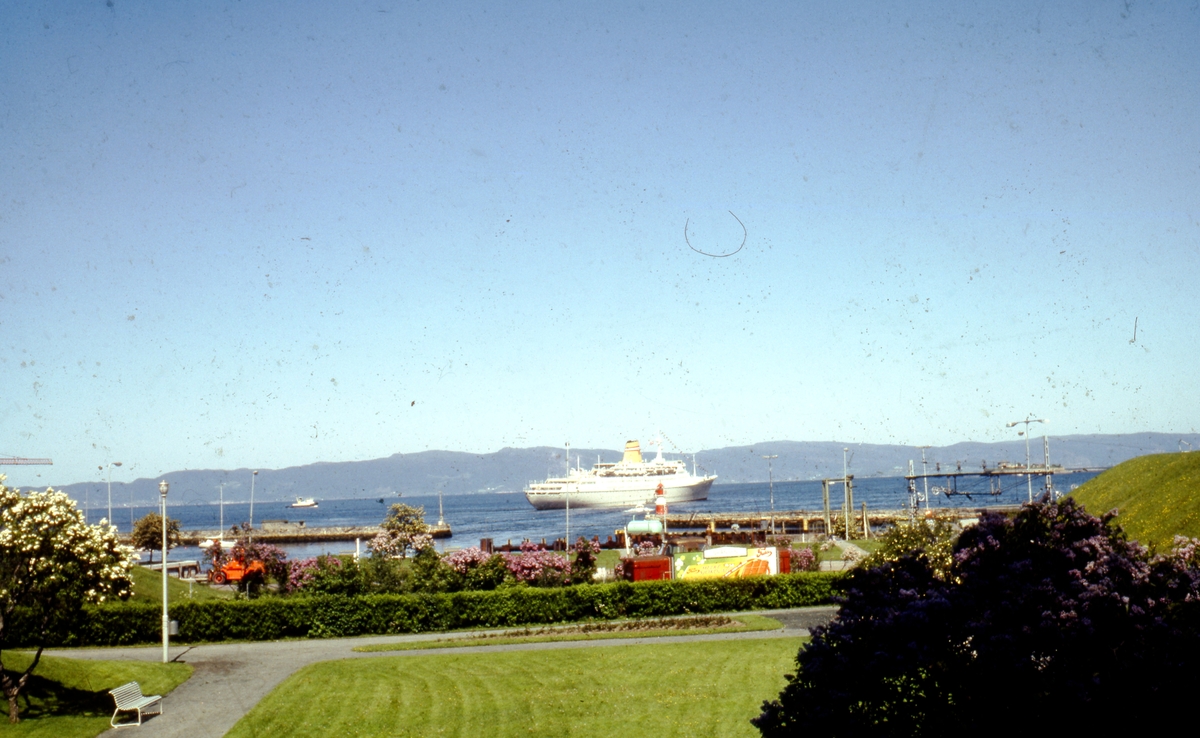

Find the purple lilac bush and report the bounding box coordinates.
[753,497,1200,735]
[285,556,333,593]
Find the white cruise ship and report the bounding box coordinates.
[524,439,716,510]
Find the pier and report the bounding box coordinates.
[663,505,1019,538]
[121,521,452,548]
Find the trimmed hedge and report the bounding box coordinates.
[16,572,840,647]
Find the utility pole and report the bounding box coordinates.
[918,446,932,509]
[102,461,122,527]
[249,470,258,546]
[822,479,831,539]
[159,480,170,663]
[762,455,778,534]
[843,448,851,538]
[564,442,570,552]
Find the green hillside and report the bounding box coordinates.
[1070,452,1200,551]
[127,565,232,603]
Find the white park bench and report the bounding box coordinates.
[108,681,163,728]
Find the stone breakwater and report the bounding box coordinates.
[120,522,451,547]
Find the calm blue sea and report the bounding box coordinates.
[87,471,1099,562]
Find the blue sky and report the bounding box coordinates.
[2,1,1198,488]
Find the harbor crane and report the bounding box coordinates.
[0,456,53,466]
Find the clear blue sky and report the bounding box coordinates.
[3,1,1197,488]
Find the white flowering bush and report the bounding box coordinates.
[0,480,135,723]
[370,502,430,559]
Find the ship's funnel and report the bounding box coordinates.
[622,440,643,464]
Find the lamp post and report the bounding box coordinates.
[843,447,851,538]
[249,471,258,546]
[1006,416,1046,502]
[103,461,122,526]
[762,455,778,534]
[564,443,570,554]
[159,479,170,664]
[918,446,932,510]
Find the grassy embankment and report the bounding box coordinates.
[1070,451,1200,551]
[126,565,232,604]
[230,636,804,738]
[0,652,191,738]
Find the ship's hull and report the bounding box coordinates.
[524,475,715,510]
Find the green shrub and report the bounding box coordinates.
[11,572,840,647]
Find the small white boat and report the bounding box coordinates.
[288,497,318,508]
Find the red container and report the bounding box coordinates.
[625,556,673,581]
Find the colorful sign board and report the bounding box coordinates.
[673,547,778,579]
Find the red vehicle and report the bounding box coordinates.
[208,558,266,585]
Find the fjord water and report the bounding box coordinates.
[92,471,1100,562]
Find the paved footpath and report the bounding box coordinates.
[51,606,836,738]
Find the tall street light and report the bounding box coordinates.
[159,479,170,664]
[102,462,122,526]
[843,448,851,538]
[762,455,778,534]
[918,446,932,510]
[249,471,258,546]
[1007,416,1046,503]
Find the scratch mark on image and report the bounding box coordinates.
[684,211,747,258]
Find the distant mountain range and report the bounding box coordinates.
[47,433,1200,508]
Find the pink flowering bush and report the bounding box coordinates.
[444,546,494,574]
[441,546,511,591]
[285,554,366,596]
[787,547,819,572]
[504,541,572,587]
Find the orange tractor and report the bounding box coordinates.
[208,558,266,585]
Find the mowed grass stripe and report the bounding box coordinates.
[227,638,804,738]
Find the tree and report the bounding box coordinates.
[859,517,958,579]
[568,537,600,584]
[130,511,182,563]
[370,502,429,559]
[753,497,1200,735]
[0,482,135,723]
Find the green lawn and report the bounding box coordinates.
[595,548,623,572]
[784,541,841,565]
[229,637,804,738]
[848,539,883,554]
[127,564,232,603]
[0,651,192,737]
[1071,452,1200,550]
